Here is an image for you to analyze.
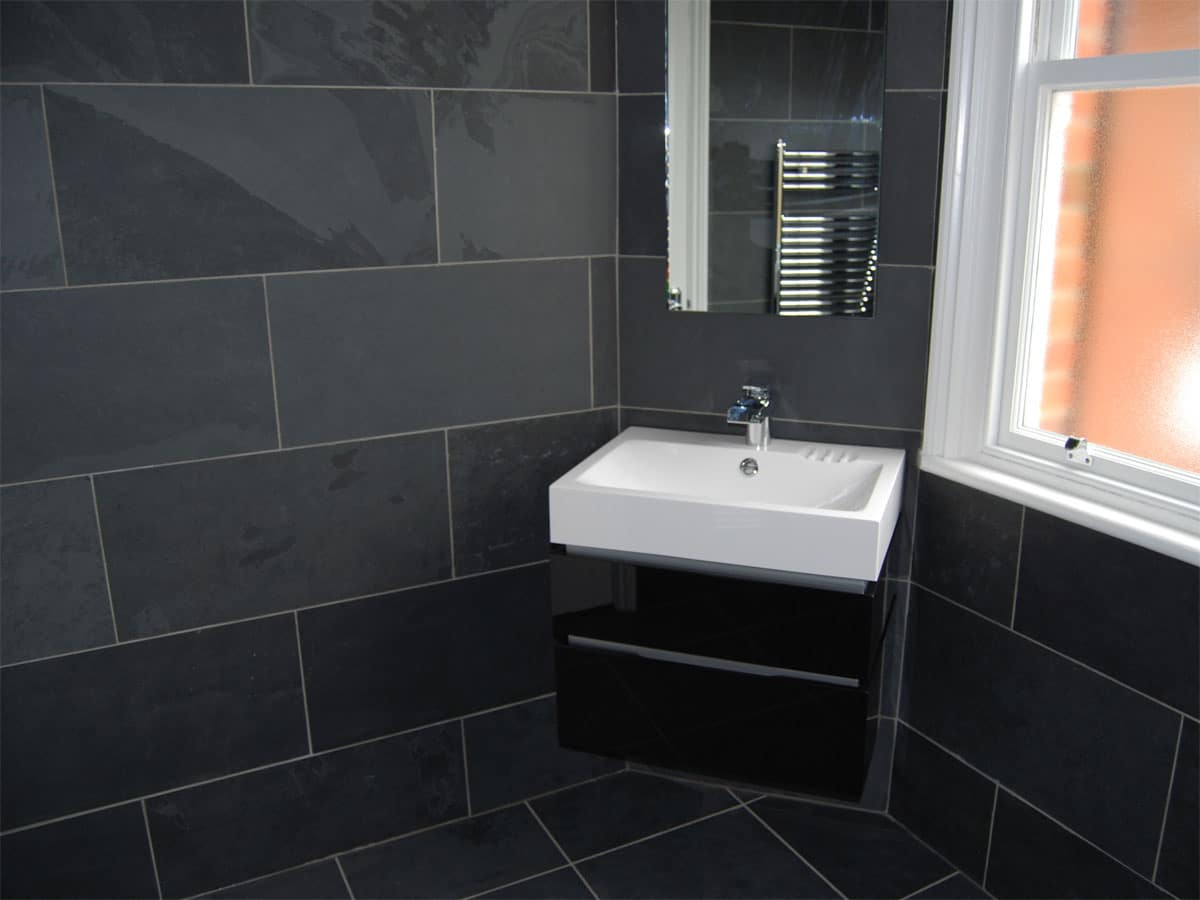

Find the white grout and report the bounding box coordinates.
[623,404,924,435]
[429,89,443,264]
[462,864,575,900]
[525,802,600,899]
[88,475,121,643]
[140,799,165,900]
[334,857,356,900]
[587,260,595,406]
[980,783,999,889]
[443,430,457,578]
[738,798,849,899]
[899,870,959,900]
[38,86,69,286]
[460,719,473,817]
[1151,715,1185,883]
[585,0,592,92]
[1009,507,1025,628]
[9,81,605,97]
[242,0,254,84]
[293,612,315,755]
[260,276,284,448]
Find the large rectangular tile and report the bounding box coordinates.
[478,866,592,899]
[618,94,667,256]
[591,257,619,407]
[435,91,614,260]
[95,433,450,638]
[339,805,562,899]
[1014,509,1199,716]
[0,86,64,290]
[1157,718,1199,899]
[205,861,349,900]
[44,86,435,283]
[249,1,586,90]
[589,0,616,92]
[884,0,950,91]
[790,28,885,122]
[448,410,617,575]
[709,23,790,119]
[902,588,1179,874]
[710,1,870,30]
[616,0,664,93]
[146,723,465,898]
[0,1,250,83]
[1,278,277,482]
[0,615,307,829]
[877,91,943,266]
[297,566,554,750]
[266,260,591,445]
[1,478,112,665]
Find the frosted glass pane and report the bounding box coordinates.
[1030,86,1200,474]
[1073,0,1200,57]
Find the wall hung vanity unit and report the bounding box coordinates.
[547,407,905,800]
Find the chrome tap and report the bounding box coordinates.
[726,384,771,450]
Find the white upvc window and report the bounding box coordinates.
[923,0,1200,564]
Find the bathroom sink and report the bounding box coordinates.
[549,427,905,586]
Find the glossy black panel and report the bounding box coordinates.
[1,278,276,482]
[710,1,870,30]
[529,771,736,860]
[0,615,306,829]
[877,90,942,266]
[1157,719,1199,899]
[205,861,350,900]
[591,257,619,407]
[1015,509,1199,715]
[249,1,586,90]
[477,867,592,899]
[885,0,950,90]
[912,472,1022,626]
[449,411,617,574]
[616,0,664,93]
[463,696,621,812]
[589,0,616,92]
[267,260,591,445]
[435,91,615,260]
[0,803,158,900]
[96,433,450,638]
[0,1,249,83]
[888,723,994,883]
[790,29,884,123]
[340,804,562,900]
[985,792,1166,899]
[709,24,790,119]
[297,566,554,750]
[44,86,435,283]
[577,808,833,898]
[903,588,1179,874]
[618,95,667,256]
[0,87,64,290]
[0,478,112,665]
[146,723,465,898]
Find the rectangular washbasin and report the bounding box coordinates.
[549,427,905,585]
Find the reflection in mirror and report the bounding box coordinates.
[667,1,886,315]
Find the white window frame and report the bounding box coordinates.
[922,0,1200,565]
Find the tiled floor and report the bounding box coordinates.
[204,771,990,899]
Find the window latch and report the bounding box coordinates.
[1064,436,1092,467]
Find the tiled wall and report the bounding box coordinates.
[0,2,622,896]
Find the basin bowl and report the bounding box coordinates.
[549,427,905,586]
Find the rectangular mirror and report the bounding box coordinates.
[667,0,886,315]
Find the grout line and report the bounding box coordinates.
[891,580,911,721]
[876,262,936,271]
[885,88,949,94]
[443,430,457,578]
[140,800,165,900]
[261,276,284,448]
[587,259,595,406]
[738,799,849,899]
[525,802,600,899]
[462,865,575,900]
[622,404,924,434]
[430,90,442,263]
[884,808,996,899]
[242,0,254,84]
[899,870,959,900]
[0,81,609,96]
[572,805,742,867]
[883,712,900,815]
[1009,507,1025,628]
[615,253,666,260]
[460,690,557,721]
[616,91,665,97]
[711,20,883,34]
[1151,715,1185,883]
[627,763,868,814]
[787,28,794,119]
[980,783,999,889]
[334,857,356,900]
[38,86,70,286]
[88,475,121,643]
[293,612,315,755]
[585,0,592,92]
[460,719,473,817]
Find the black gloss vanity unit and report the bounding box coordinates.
[551,548,889,801]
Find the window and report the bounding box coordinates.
[923,0,1200,563]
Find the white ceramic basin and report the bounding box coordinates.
[549,427,905,585]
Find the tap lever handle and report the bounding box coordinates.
[740,384,771,401]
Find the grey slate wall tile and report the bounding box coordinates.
[435,91,615,260]
[709,23,790,119]
[0,87,64,290]
[589,0,616,92]
[0,478,112,665]
[884,0,950,91]
[790,29,885,122]
[615,0,664,93]
[44,85,436,283]
[617,94,667,256]
[877,90,942,266]
[1,279,277,483]
[95,433,451,638]
[266,260,592,445]
[591,257,619,406]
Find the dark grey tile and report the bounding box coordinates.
[340,805,561,899]
[577,808,833,898]
[1157,718,1198,899]
[880,581,909,717]
[1014,509,1199,716]
[266,260,591,446]
[477,866,592,899]
[985,791,1166,899]
[591,257,619,407]
[0,1,250,83]
[616,0,664,93]
[710,1,870,30]
[619,257,933,430]
[753,797,951,899]
[618,94,667,256]
[95,433,450,638]
[909,873,989,899]
[249,1,586,90]
[885,1,950,90]
[902,588,1180,874]
[435,91,614,260]
[530,771,737,860]
[147,723,465,898]
[1,278,277,483]
[791,29,884,123]
[0,478,112,665]
[0,86,64,290]
[0,803,158,900]
[44,86,435,284]
[204,861,350,900]
[709,23,790,119]
[464,696,622,812]
[877,90,942,266]
[708,214,773,305]
[912,473,1022,626]
[298,566,554,750]
[888,723,994,884]
[0,615,306,830]
[449,410,617,575]
[859,716,895,811]
[589,0,616,92]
